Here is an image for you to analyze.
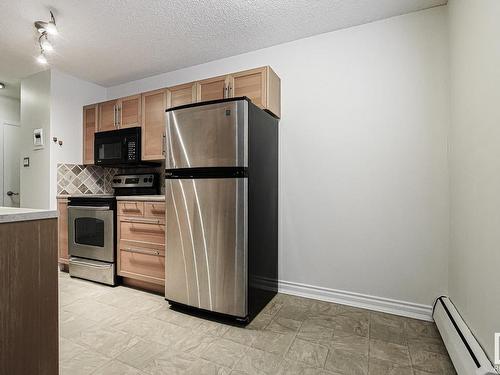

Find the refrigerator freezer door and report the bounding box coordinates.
[166,100,248,169]
[165,177,247,317]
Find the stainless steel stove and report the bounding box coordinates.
[67,173,159,285]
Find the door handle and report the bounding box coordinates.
[6,191,19,196]
[123,217,161,224]
[123,247,162,256]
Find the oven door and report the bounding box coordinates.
[68,206,115,262]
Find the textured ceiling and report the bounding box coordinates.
[0,0,447,97]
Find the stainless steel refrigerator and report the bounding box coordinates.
[164,97,278,322]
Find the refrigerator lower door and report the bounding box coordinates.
[165,177,247,318]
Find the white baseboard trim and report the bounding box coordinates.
[278,279,433,321]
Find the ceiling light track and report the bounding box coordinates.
[34,11,58,65]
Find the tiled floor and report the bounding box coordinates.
[59,271,456,375]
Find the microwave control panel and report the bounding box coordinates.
[127,140,137,160]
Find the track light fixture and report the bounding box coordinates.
[34,11,57,65]
[34,11,58,36]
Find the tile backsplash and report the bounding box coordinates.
[57,164,118,195]
[57,162,165,196]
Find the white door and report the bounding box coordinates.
[3,123,21,207]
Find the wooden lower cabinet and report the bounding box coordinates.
[117,200,166,287]
[0,218,58,375]
[57,198,69,266]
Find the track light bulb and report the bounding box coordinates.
[37,53,48,65]
[40,38,53,52]
[45,21,58,35]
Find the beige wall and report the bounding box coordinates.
[20,70,51,209]
[108,7,450,316]
[448,0,500,362]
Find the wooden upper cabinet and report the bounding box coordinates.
[142,89,167,161]
[231,68,265,105]
[167,83,197,109]
[97,95,142,132]
[120,94,142,128]
[197,75,230,102]
[83,104,98,164]
[90,66,280,144]
[229,66,281,118]
[98,99,118,132]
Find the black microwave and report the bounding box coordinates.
[94,127,141,166]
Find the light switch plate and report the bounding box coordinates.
[33,128,44,149]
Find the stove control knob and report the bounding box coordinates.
[148,177,153,182]
[143,178,148,182]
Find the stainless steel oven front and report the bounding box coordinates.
[68,205,115,262]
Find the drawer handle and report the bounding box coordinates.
[124,218,160,224]
[123,247,161,256]
[130,225,164,234]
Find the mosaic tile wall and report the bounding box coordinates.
[57,164,118,195]
[57,162,165,195]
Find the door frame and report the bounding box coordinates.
[2,121,21,206]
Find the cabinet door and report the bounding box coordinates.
[119,94,142,128]
[142,89,167,161]
[57,199,69,264]
[83,104,98,164]
[230,66,281,118]
[230,67,267,108]
[167,83,196,109]
[98,100,117,132]
[197,75,229,102]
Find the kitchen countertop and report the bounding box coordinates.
[116,195,165,201]
[0,207,58,223]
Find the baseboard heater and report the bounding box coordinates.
[433,296,497,375]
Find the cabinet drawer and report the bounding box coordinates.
[118,201,144,216]
[119,218,165,245]
[144,202,165,218]
[119,246,165,284]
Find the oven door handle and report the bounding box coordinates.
[69,258,113,269]
[68,206,111,211]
